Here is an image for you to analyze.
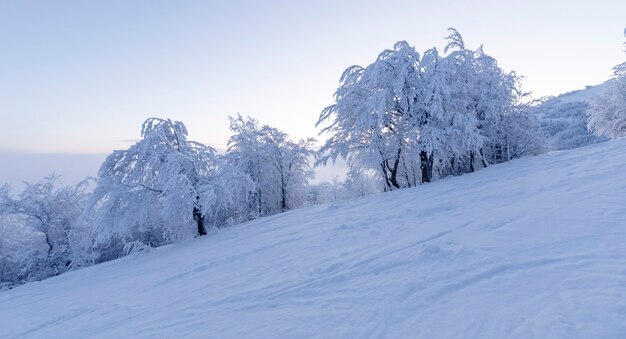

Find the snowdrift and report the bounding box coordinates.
[2,139,626,338]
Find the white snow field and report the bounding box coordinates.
[2,139,626,339]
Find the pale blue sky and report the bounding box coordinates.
[1,0,625,153]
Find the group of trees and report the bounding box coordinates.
[3,28,625,289]
[0,117,373,288]
[309,168,380,205]
[317,29,543,191]
[83,117,322,260]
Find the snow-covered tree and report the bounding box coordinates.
[0,214,48,289]
[85,118,252,253]
[437,29,537,171]
[226,115,268,215]
[227,114,315,215]
[588,32,626,139]
[317,41,423,190]
[307,168,380,206]
[588,55,626,138]
[308,177,345,205]
[588,80,626,139]
[343,167,381,199]
[0,175,91,286]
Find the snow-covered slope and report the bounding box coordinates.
[551,82,608,104]
[2,139,626,338]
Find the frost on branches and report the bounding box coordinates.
[0,175,91,288]
[317,29,542,191]
[588,35,626,139]
[226,114,315,216]
[85,118,253,254]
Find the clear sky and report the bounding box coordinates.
[1,0,625,154]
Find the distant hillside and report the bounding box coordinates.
[530,82,608,151]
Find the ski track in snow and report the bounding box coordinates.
[2,139,626,338]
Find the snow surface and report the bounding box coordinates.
[551,82,608,104]
[2,139,626,338]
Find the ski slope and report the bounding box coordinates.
[2,139,626,338]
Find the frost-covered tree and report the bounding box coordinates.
[0,175,91,286]
[437,29,537,171]
[227,114,315,215]
[307,168,380,206]
[85,118,252,253]
[496,109,545,160]
[587,80,626,139]
[226,115,268,215]
[317,41,423,190]
[436,30,486,173]
[308,177,345,205]
[588,34,626,139]
[0,214,49,289]
[343,167,381,199]
[264,130,316,211]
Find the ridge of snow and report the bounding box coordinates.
[551,82,608,104]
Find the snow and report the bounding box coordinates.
[552,82,608,104]
[2,138,626,338]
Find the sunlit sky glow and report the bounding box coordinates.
[1,0,625,154]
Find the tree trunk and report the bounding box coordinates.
[281,186,286,212]
[479,148,488,168]
[43,232,53,258]
[380,162,392,190]
[494,143,503,163]
[401,154,412,188]
[43,232,60,275]
[387,148,402,189]
[469,151,475,173]
[450,156,456,176]
[280,171,287,213]
[193,202,206,236]
[420,150,433,183]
